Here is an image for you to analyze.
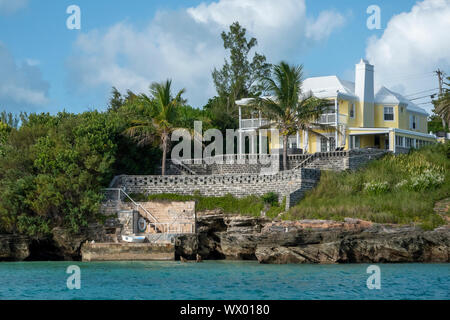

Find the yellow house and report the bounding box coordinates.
[236,59,436,155]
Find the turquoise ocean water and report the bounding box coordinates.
[0,261,448,300]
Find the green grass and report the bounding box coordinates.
[129,192,285,217]
[284,142,450,230]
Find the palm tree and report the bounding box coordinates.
[124,80,185,175]
[253,61,334,170]
[433,76,450,130]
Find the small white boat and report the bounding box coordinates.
[121,235,146,243]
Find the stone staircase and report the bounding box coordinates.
[101,188,196,242]
[101,189,162,234]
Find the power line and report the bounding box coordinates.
[409,93,438,101]
[385,74,436,87]
[404,88,439,97]
[382,71,434,81]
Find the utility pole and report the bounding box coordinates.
[435,69,446,129]
[435,69,444,96]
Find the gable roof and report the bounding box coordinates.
[237,74,429,116]
[302,76,429,116]
[301,76,357,99]
[374,86,428,115]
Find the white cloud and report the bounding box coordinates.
[306,10,346,42]
[68,0,346,107]
[0,43,50,111]
[0,0,27,15]
[187,0,345,57]
[366,0,450,112]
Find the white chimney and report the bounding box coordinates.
[355,59,374,127]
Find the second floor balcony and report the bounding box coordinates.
[240,113,348,130]
[240,118,270,130]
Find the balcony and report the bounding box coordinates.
[318,113,336,124]
[318,113,348,125]
[241,113,348,129]
[240,118,270,130]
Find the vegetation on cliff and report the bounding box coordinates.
[0,111,156,236]
[0,98,241,236]
[131,192,285,218]
[285,142,450,229]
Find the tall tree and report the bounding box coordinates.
[124,80,185,175]
[254,62,333,170]
[107,87,139,112]
[212,22,271,112]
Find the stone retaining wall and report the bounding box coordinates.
[300,149,388,171]
[108,150,387,210]
[110,168,321,209]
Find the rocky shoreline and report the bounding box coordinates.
[1,213,449,263]
[176,213,450,264]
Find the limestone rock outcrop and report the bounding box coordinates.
[0,235,31,261]
[175,214,450,264]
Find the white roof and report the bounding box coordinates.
[236,75,429,116]
[374,86,428,115]
[235,98,254,106]
[301,76,357,99]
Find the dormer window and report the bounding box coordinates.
[349,102,355,118]
[384,106,394,121]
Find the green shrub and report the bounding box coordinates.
[262,192,279,206]
[286,143,450,227]
[144,193,265,217]
[409,169,445,191]
[364,181,390,195]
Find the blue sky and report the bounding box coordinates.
[0,0,448,114]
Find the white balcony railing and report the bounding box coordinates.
[318,113,336,124]
[240,118,270,130]
[242,114,348,129]
[318,113,349,125]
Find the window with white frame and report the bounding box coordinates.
[396,136,404,147]
[329,137,336,151]
[410,115,417,130]
[320,137,328,152]
[384,106,394,121]
[349,102,355,118]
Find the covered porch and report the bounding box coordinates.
[347,128,393,151]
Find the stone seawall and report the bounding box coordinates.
[81,243,175,261]
[110,168,321,209]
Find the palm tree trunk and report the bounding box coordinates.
[283,135,288,171]
[161,134,167,176]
